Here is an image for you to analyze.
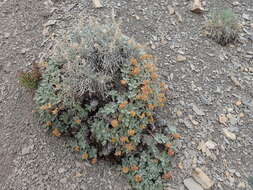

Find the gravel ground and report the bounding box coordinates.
[0,0,252,190]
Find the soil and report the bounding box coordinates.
[0,0,252,190]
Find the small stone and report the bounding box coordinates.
[44,20,57,27]
[235,100,242,106]
[175,11,183,23]
[219,114,228,124]
[176,110,183,117]
[21,145,34,155]
[192,168,214,189]
[239,113,244,118]
[58,168,66,174]
[192,104,205,116]
[168,5,175,15]
[191,0,204,14]
[237,182,246,188]
[242,13,250,21]
[223,129,236,140]
[184,178,203,190]
[176,55,187,62]
[205,140,217,150]
[60,178,67,183]
[4,33,10,38]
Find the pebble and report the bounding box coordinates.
[184,178,203,190]
[21,145,34,155]
[192,103,205,116]
[60,177,67,183]
[58,168,66,174]
[223,129,236,140]
[192,168,214,189]
[176,55,187,62]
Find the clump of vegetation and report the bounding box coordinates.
[34,19,179,190]
[18,64,41,89]
[205,9,240,46]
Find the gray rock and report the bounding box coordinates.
[191,103,205,116]
[21,145,34,155]
[184,178,204,190]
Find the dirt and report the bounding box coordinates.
[0,0,252,190]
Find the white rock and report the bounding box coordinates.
[192,103,205,116]
[21,145,34,155]
[223,129,236,140]
[184,178,203,190]
[192,168,214,189]
[205,140,217,150]
[176,55,187,62]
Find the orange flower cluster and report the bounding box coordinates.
[157,93,166,104]
[52,128,61,137]
[140,54,153,60]
[114,151,122,156]
[130,111,136,117]
[51,108,59,115]
[119,101,128,109]
[127,129,136,136]
[74,146,80,152]
[172,133,181,139]
[131,66,141,75]
[120,80,127,86]
[134,174,142,183]
[130,58,138,65]
[122,167,129,174]
[165,143,173,149]
[145,63,157,73]
[148,104,155,110]
[82,153,89,160]
[136,82,154,101]
[120,136,129,143]
[140,124,146,129]
[111,119,119,128]
[45,121,53,127]
[138,113,145,119]
[162,172,172,180]
[91,158,97,165]
[125,143,136,151]
[40,103,52,110]
[75,119,81,124]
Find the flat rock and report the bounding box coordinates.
[176,55,187,62]
[192,103,205,116]
[184,178,203,190]
[192,168,214,189]
[21,145,34,155]
[223,129,236,140]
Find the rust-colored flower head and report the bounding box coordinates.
[52,128,61,137]
[74,146,80,152]
[172,133,181,139]
[130,111,136,117]
[131,165,139,171]
[120,136,129,143]
[130,58,138,65]
[151,73,158,80]
[120,80,127,86]
[122,167,129,174]
[119,101,128,109]
[134,174,142,183]
[131,66,141,75]
[51,108,59,115]
[45,121,53,127]
[127,129,136,136]
[125,143,136,151]
[165,143,173,149]
[75,119,81,124]
[114,151,122,156]
[148,104,155,110]
[111,119,119,128]
[40,103,52,110]
[82,153,89,160]
[91,158,97,165]
[140,54,153,60]
[140,124,146,129]
[162,172,172,180]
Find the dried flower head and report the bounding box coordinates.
[120,80,127,86]
[122,167,129,174]
[140,54,153,60]
[127,129,136,136]
[82,153,89,160]
[130,58,138,65]
[52,128,61,137]
[111,119,119,128]
[134,174,142,183]
[162,172,172,180]
[120,136,129,143]
[91,158,97,165]
[131,165,139,171]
